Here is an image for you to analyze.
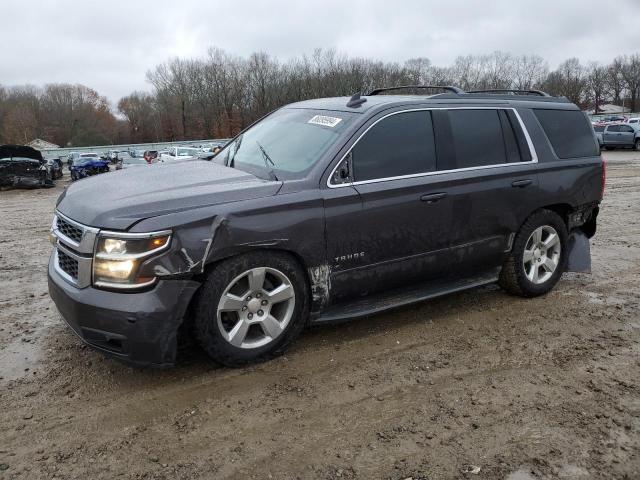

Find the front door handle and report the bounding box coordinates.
[512,179,533,188]
[420,192,447,203]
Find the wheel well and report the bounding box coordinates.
[178,248,313,351]
[539,203,572,226]
[193,248,312,287]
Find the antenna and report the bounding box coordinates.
[346,92,367,108]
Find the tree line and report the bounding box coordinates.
[1,49,639,147]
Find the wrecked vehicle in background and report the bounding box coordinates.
[46,157,64,180]
[48,86,603,369]
[69,154,110,181]
[0,144,54,189]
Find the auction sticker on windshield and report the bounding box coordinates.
[308,115,342,128]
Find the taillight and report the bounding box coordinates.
[601,159,606,199]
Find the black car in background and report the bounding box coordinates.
[48,86,603,368]
[0,144,53,188]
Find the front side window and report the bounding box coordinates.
[216,109,356,179]
[619,125,634,133]
[351,111,436,182]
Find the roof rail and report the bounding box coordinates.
[368,85,465,95]
[467,89,551,97]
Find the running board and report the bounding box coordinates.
[312,270,499,324]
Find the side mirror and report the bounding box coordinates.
[333,152,352,184]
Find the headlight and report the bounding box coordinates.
[93,231,171,289]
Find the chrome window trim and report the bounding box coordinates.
[326,106,539,188]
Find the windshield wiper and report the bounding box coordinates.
[255,141,279,181]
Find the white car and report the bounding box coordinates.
[627,117,640,126]
[159,147,200,163]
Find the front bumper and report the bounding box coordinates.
[48,254,200,367]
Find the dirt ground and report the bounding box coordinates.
[0,152,638,480]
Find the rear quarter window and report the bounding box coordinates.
[534,109,599,159]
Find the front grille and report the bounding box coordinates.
[57,217,83,243]
[57,249,79,280]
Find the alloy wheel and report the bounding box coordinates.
[523,225,561,285]
[216,267,295,349]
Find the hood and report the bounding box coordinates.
[56,161,281,230]
[0,144,43,162]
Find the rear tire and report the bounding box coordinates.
[499,209,568,297]
[193,251,309,367]
[634,139,640,151]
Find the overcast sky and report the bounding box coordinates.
[2,0,638,104]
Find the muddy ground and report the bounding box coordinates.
[0,152,638,480]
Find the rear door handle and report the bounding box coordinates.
[420,192,447,203]
[512,179,532,188]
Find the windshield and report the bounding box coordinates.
[215,109,355,179]
[80,154,99,159]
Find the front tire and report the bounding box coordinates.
[193,251,309,366]
[499,209,568,297]
[634,139,640,151]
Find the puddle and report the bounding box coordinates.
[0,335,42,381]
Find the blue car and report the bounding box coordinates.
[70,153,110,181]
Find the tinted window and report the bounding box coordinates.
[534,109,599,159]
[593,125,605,132]
[351,111,436,181]
[447,109,507,168]
[606,125,620,132]
[619,125,634,133]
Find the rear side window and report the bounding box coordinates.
[607,125,620,132]
[593,125,605,132]
[447,109,508,168]
[351,111,436,181]
[534,109,599,159]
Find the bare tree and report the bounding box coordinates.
[513,55,548,90]
[586,63,610,114]
[617,54,640,112]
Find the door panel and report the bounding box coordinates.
[618,125,635,145]
[436,166,540,275]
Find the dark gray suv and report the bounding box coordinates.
[48,86,604,367]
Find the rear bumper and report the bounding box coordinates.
[48,254,200,367]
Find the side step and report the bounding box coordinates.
[312,270,499,324]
